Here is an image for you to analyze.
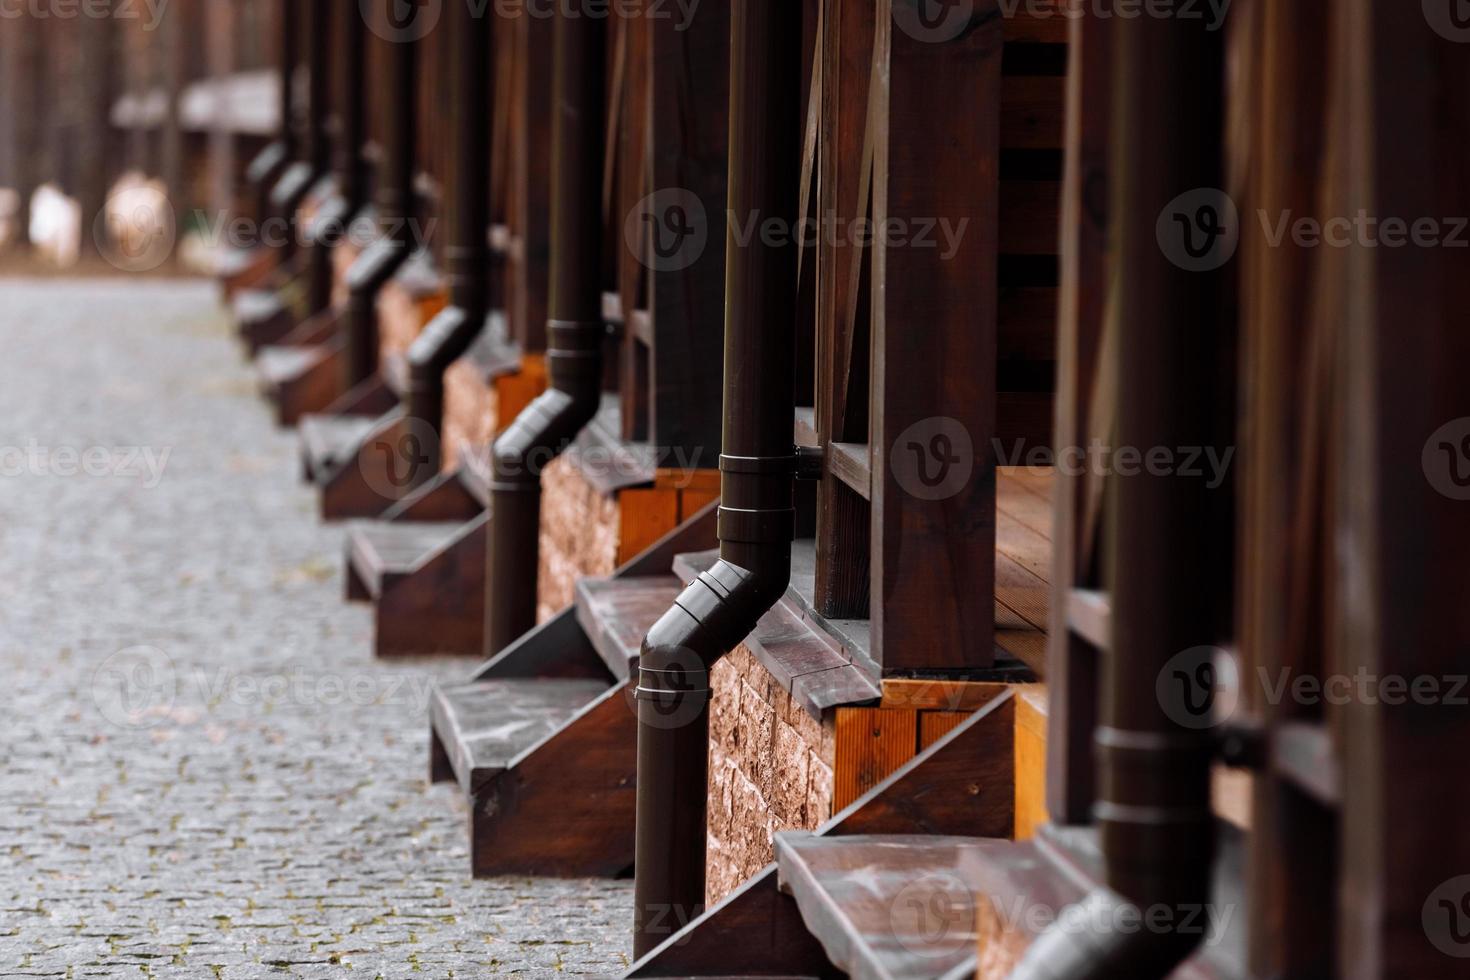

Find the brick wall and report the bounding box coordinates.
[330,242,360,309]
[376,279,428,360]
[536,455,620,622]
[705,643,835,906]
[440,360,499,470]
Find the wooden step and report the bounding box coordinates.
[431,676,612,790]
[256,341,344,427]
[574,575,683,681]
[233,287,293,351]
[429,666,638,877]
[257,343,327,387]
[350,514,487,656]
[622,695,1021,979]
[348,521,467,599]
[299,413,379,482]
[775,832,1012,980]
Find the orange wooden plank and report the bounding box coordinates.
[832,708,918,811]
[617,488,681,565]
[881,678,1012,712]
[656,468,721,494]
[919,711,969,750]
[1013,685,1048,840]
[493,354,548,432]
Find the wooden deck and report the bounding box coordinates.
[995,466,1053,671]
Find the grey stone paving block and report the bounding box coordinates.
[0,280,632,978]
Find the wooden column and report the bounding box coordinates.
[1333,1,1470,976]
[869,0,1001,673]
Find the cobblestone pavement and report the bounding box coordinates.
[0,279,632,978]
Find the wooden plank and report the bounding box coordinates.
[814,0,878,622]
[827,441,871,500]
[998,286,1060,362]
[574,574,682,681]
[919,711,969,750]
[492,353,547,432]
[617,487,682,564]
[1012,686,1048,841]
[679,490,720,524]
[869,0,1001,673]
[832,691,1016,839]
[998,179,1062,255]
[655,467,720,494]
[1044,5,1107,826]
[832,707,917,811]
[881,679,1011,713]
[1000,75,1066,150]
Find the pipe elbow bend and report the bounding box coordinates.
[407,306,473,377]
[639,559,787,676]
[491,388,597,483]
[345,237,407,295]
[269,161,315,211]
[303,194,351,248]
[247,141,289,186]
[1008,889,1204,980]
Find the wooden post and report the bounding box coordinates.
[869,0,1001,673]
[1333,1,1470,976]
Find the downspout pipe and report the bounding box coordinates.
[245,0,297,228]
[405,0,495,482]
[267,2,323,269]
[483,5,606,655]
[1010,12,1226,980]
[300,0,338,316]
[342,0,419,390]
[631,0,802,958]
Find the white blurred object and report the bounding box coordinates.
[30,184,82,267]
[100,172,174,271]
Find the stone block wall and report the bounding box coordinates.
[705,643,835,906]
[440,360,499,470]
[536,455,620,622]
[376,279,434,361]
